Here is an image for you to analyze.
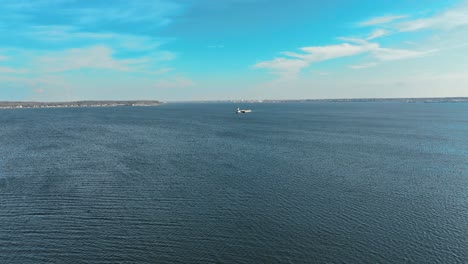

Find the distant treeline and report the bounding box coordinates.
[0,100,162,108]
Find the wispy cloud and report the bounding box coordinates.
[154,68,174,74]
[0,0,182,58]
[1,0,183,28]
[255,1,465,80]
[21,25,169,52]
[23,26,114,42]
[34,46,137,72]
[73,1,182,26]
[283,43,378,62]
[0,66,28,74]
[254,58,308,78]
[255,42,379,77]
[349,62,378,69]
[0,0,190,101]
[372,47,438,61]
[255,39,437,77]
[0,1,183,78]
[359,15,407,27]
[397,3,468,32]
[367,29,390,40]
[358,1,468,34]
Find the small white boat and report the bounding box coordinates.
[236,107,252,114]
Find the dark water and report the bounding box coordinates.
[0,103,467,263]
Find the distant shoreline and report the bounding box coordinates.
[1,97,467,109]
[0,100,162,109]
[171,97,468,104]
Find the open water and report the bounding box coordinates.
[0,102,467,263]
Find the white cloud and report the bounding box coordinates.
[0,74,77,101]
[249,69,468,100]
[2,0,182,28]
[367,29,390,40]
[23,25,167,52]
[34,46,148,72]
[0,66,28,74]
[69,1,182,26]
[286,43,378,62]
[154,68,174,74]
[349,62,378,69]
[23,25,113,42]
[397,3,468,32]
[254,57,308,78]
[372,47,438,61]
[117,35,166,51]
[254,42,379,77]
[359,15,407,27]
[253,2,468,98]
[149,51,177,62]
[0,55,8,61]
[255,39,438,78]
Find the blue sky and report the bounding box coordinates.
[0,0,467,101]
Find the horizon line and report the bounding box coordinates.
[1,96,468,104]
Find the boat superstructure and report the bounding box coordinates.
[236,107,252,114]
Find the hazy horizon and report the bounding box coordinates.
[1,0,468,101]
[1,96,468,104]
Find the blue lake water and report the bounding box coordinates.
[0,102,467,263]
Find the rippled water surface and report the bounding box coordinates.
[0,103,467,263]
